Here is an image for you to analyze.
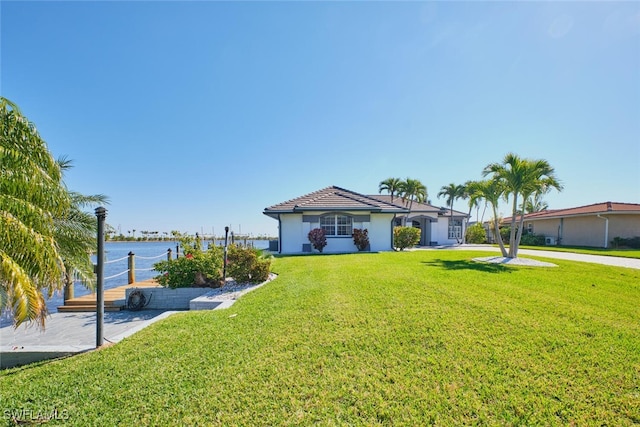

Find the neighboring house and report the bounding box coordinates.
[370,195,469,247]
[263,186,469,254]
[500,202,640,248]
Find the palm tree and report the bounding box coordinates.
[460,180,483,244]
[524,191,549,214]
[437,183,465,244]
[378,177,403,203]
[0,97,71,327]
[53,159,109,302]
[464,180,487,223]
[399,178,427,212]
[483,153,562,257]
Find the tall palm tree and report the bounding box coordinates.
[378,177,403,203]
[0,97,71,327]
[437,183,465,244]
[399,178,427,212]
[53,158,109,302]
[483,153,562,257]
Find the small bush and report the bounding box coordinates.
[393,226,420,251]
[520,233,546,246]
[500,226,511,243]
[308,228,327,253]
[465,223,487,244]
[227,245,273,284]
[611,236,640,249]
[352,228,370,251]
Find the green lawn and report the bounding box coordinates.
[1,251,639,425]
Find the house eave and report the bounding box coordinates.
[514,210,640,223]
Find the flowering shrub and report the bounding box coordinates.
[352,228,370,251]
[154,246,223,289]
[393,226,420,251]
[308,228,327,253]
[154,235,273,288]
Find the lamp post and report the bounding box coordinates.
[95,207,107,347]
[223,226,229,284]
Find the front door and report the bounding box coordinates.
[412,219,430,246]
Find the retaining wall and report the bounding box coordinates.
[125,287,212,310]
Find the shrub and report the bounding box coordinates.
[227,245,273,284]
[393,226,420,251]
[520,233,546,246]
[500,226,511,243]
[154,246,223,289]
[611,236,640,249]
[154,231,272,287]
[465,223,487,244]
[308,228,327,253]
[352,228,370,251]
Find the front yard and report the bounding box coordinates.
[1,250,638,425]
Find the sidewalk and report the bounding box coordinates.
[416,244,640,269]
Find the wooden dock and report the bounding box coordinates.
[57,280,162,312]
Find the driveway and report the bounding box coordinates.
[417,244,640,270]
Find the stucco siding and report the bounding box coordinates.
[562,216,606,247]
[278,211,395,254]
[525,219,561,241]
[429,217,466,245]
[608,215,640,240]
[368,214,395,251]
[279,214,304,253]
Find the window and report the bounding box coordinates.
[320,214,352,236]
[527,223,533,233]
[448,218,462,239]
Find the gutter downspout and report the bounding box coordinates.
[597,214,609,248]
[278,214,282,254]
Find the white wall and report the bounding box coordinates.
[369,214,395,251]
[430,217,466,245]
[278,211,396,254]
[280,214,304,254]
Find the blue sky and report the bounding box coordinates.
[2,1,639,237]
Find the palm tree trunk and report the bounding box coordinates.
[491,202,508,257]
[514,214,527,258]
[508,195,519,258]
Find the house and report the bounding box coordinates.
[370,195,469,247]
[263,186,469,254]
[501,202,640,248]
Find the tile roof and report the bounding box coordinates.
[264,186,409,217]
[504,202,640,222]
[368,195,469,217]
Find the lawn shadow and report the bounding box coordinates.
[422,259,512,273]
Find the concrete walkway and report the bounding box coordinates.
[415,244,640,269]
[0,310,176,369]
[0,274,275,369]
